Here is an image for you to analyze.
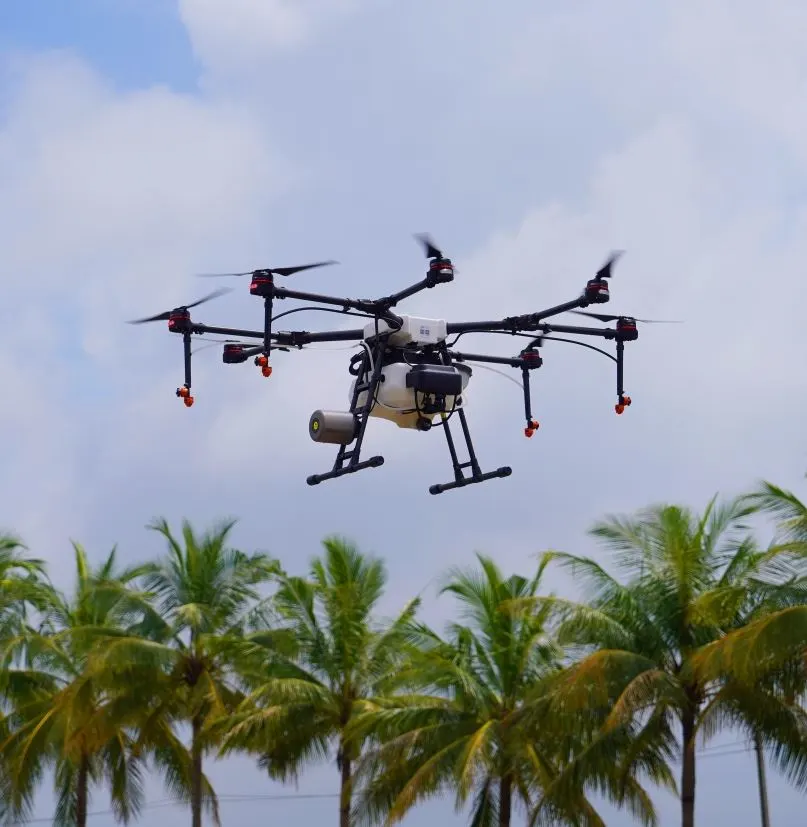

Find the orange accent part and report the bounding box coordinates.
[623,396,632,406]
[261,365,273,377]
[184,396,194,407]
[176,386,190,398]
[524,420,539,437]
[256,355,269,367]
[615,404,625,415]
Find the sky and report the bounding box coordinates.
[0,0,806,824]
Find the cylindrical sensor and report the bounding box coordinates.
[309,410,358,445]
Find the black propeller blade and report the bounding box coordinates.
[594,250,625,280]
[196,261,338,278]
[570,310,682,324]
[415,233,444,260]
[127,287,232,324]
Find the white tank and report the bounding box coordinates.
[350,362,471,429]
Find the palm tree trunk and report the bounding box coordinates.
[681,707,697,827]
[76,753,90,827]
[191,716,203,827]
[754,730,771,827]
[339,740,352,827]
[499,775,513,827]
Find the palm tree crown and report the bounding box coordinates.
[218,536,419,827]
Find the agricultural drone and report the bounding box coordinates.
[129,236,675,495]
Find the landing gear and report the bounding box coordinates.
[428,408,512,495]
[306,340,386,487]
[427,349,511,495]
[306,343,512,495]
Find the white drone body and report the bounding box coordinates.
[349,314,472,429]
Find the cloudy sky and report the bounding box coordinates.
[1,0,806,824]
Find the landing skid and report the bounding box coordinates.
[306,455,384,486]
[306,340,386,487]
[428,408,511,495]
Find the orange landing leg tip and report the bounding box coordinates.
[524,420,540,437]
[176,386,194,407]
[255,355,272,377]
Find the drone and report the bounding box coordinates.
[129,235,677,495]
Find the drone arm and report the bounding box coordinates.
[377,261,455,308]
[191,323,264,340]
[543,323,617,338]
[380,278,432,307]
[448,351,523,368]
[447,318,617,339]
[189,322,366,346]
[529,295,593,321]
[445,284,612,336]
[285,328,367,345]
[272,286,403,330]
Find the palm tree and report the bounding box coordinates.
[349,554,667,827]
[538,496,807,827]
[0,531,48,629]
[744,473,807,546]
[90,517,280,827]
[690,477,807,822]
[0,542,151,826]
[216,536,420,827]
[0,531,48,822]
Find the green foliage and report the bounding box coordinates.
[536,494,807,827]
[350,554,667,827]
[0,476,806,827]
[215,536,419,827]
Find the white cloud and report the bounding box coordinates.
[666,0,807,156]
[178,0,362,71]
[0,49,294,580]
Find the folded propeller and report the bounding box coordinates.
[195,261,338,278]
[569,310,682,324]
[126,287,233,326]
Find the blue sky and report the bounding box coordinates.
[0,1,198,91]
[1,1,806,825]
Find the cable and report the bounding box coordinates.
[448,330,618,365]
[6,737,757,824]
[470,363,524,390]
[270,306,377,323]
[540,335,617,364]
[9,792,340,825]
[10,741,759,825]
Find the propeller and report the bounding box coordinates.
[127,287,233,324]
[414,233,444,260]
[196,261,338,278]
[594,250,624,280]
[569,310,682,324]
